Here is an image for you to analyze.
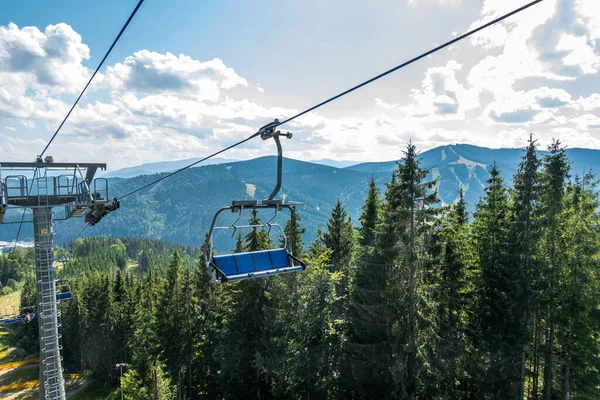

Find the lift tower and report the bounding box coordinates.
[0,157,110,400]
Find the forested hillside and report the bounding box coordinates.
[3,138,599,399]
[3,144,600,248]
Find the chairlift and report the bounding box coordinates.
[56,280,73,302]
[204,120,306,282]
[0,306,35,325]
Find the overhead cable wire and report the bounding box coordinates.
[116,0,543,201]
[12,211,29,252]
[39,0,146,159]
[118,135,257,200]
[74,223,90,242]
[275,0,544,128]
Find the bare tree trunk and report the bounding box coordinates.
[520,350,526,400]
[256,351,261,400]
[532,314,541,400]
[561,363,570,400]
[543,323,555,400]
[178,370,183,400]
[407,201,416,400]
[153,366,158,400]
[519,311,528,400]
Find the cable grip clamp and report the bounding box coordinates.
[258,119,292,141]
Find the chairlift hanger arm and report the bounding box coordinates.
[258,119,293,201]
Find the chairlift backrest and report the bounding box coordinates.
[56,282,73,302]
[56,292,72,302]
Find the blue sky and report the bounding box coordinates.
[1,0,599,169]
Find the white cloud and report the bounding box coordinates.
[576,94,600,111]
[555,33,599,75]
[19,119,36,129]
[480,87,573,125]
[1,8,600,169]
[104,50,248,99]
[469,0,557,49]
[0,23,93,124]
[0,22,92,93]
[569,113,600,130]
[576,0,600,40]
[406,60,479,120]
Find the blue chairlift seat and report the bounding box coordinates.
[56,292,72,302]
[212,248,305,282]
[2,316,20,325]
[1,312,35,325]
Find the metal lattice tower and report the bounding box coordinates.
[0,158,111,400]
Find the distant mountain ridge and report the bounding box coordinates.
[102,157,363,178]
[3,144,599,246]
[99,157,240,178]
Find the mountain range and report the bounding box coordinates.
[100,157,362,178]
[2,144,599,248]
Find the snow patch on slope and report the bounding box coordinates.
[245,183,256,198]
[448,147,487,169]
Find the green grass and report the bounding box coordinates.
[0,322,37,364]
[0,329,9,353]
[71,380,119,400]
[0,328,20,362]
[0,363,38,386]
[126,260,143,277]
[0,291,21,315]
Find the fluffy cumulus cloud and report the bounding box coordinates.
[372,0,600,150]
[105,50,248,97]
[469,0,599,135]
[405,60,479,119]
[1,0,600,169]
[0,23,295,167]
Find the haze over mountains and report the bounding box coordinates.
[2,144,600,246]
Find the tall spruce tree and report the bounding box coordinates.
[111,271,129,367]
[538,140,570,400]
[348,176,394,399]
[191,248,222,399]
[156,250,196,400]
[427,188,470,399]
[261,206,307,397]
[281,205,305,258]
[359,177,380,248]
[558,172,600,399]
[471,163,511,398]
[130,265,161,394]
[323,199,355,273]
[245,208,272,251]
[322,199,355,397]
[379,142,439,399]
[507,137,541,399]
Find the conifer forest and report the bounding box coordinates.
[3,139,600,400]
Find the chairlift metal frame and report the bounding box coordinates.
[55,280,73,302]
